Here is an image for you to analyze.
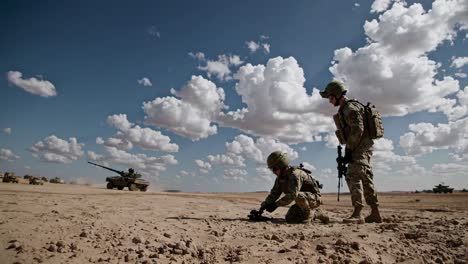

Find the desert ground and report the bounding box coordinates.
[0,183,467,264]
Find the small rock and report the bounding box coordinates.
[278,248,291,253]
[56,241,65,248]
[70,242,78,251]
[175,241,187,252]
[7,241,21,249]
[132,236,145,244]
[271,234,284,243]
[335,238,348,246]
[404,232,421,240]
[316,244,327,250]
[163,233,171,238]
[447,239,463,248]
[34,256,44,263]
[358,259,372,264]
[291,241,308,250]
[79,232,87,238]
[47,244,57,252]
[351,241,360,250]
[172,248,184,255]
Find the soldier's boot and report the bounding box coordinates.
[313,209,330,224]
[365,205,382,223]
[342,206,364,224]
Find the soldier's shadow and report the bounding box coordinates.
[165,216,285,224]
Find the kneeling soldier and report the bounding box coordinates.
[260,151,328,224]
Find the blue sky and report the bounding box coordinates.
[1,0,467,192]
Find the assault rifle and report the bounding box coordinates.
[248,207,271,222]
[336,145,347,201]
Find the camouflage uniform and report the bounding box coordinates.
[262,167,321,224]
[337,100,379,209]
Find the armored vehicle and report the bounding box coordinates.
[2,172,19,183]
[88,161,149,192]
[433,183,454,193]
[29,176,44,185]
[49,177,65,184]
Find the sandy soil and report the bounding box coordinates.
[1,183,467,264]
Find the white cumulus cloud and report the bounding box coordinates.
[87,146,177,179]
[400,118,468,156]
[455,73,467,78]
[246,39,270,54]
[105,114,178,152]
[189,51,206,61]
[370,0,395,13]
[0,148,20,162]
[223,168,248,182]
[137,77,153,87]
[225,134,299,166]
[246,40,260,53]
[195,159,212,174]
[451,57,468,68]
[143,75,226,141]
[7,71,57,97]
[197,54,244,81]
[3,128,12,135]
[29,135,84,164]
[207,154,246,167]
[331,0,467,118]
[218,56,334,143]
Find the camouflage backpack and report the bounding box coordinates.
[294,164,322,194]
[356,101,384,139]
[344,100,384,140]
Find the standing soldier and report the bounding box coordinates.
[320,80,382,223]
[259,151,329,224]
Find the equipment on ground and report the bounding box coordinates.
[248,208,271,222]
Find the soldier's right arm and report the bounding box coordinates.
[262,178,282,207]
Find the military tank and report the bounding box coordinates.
[433,183,454,193]
[29,176,44,185]
[88,161,149,192]
[2,172,19,183]
[49,177,65,184]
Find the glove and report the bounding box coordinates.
[264,202,278,213]
[343,149,353,164]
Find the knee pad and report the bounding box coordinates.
[285,204,310,224]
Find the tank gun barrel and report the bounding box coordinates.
[87,161,124,176]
